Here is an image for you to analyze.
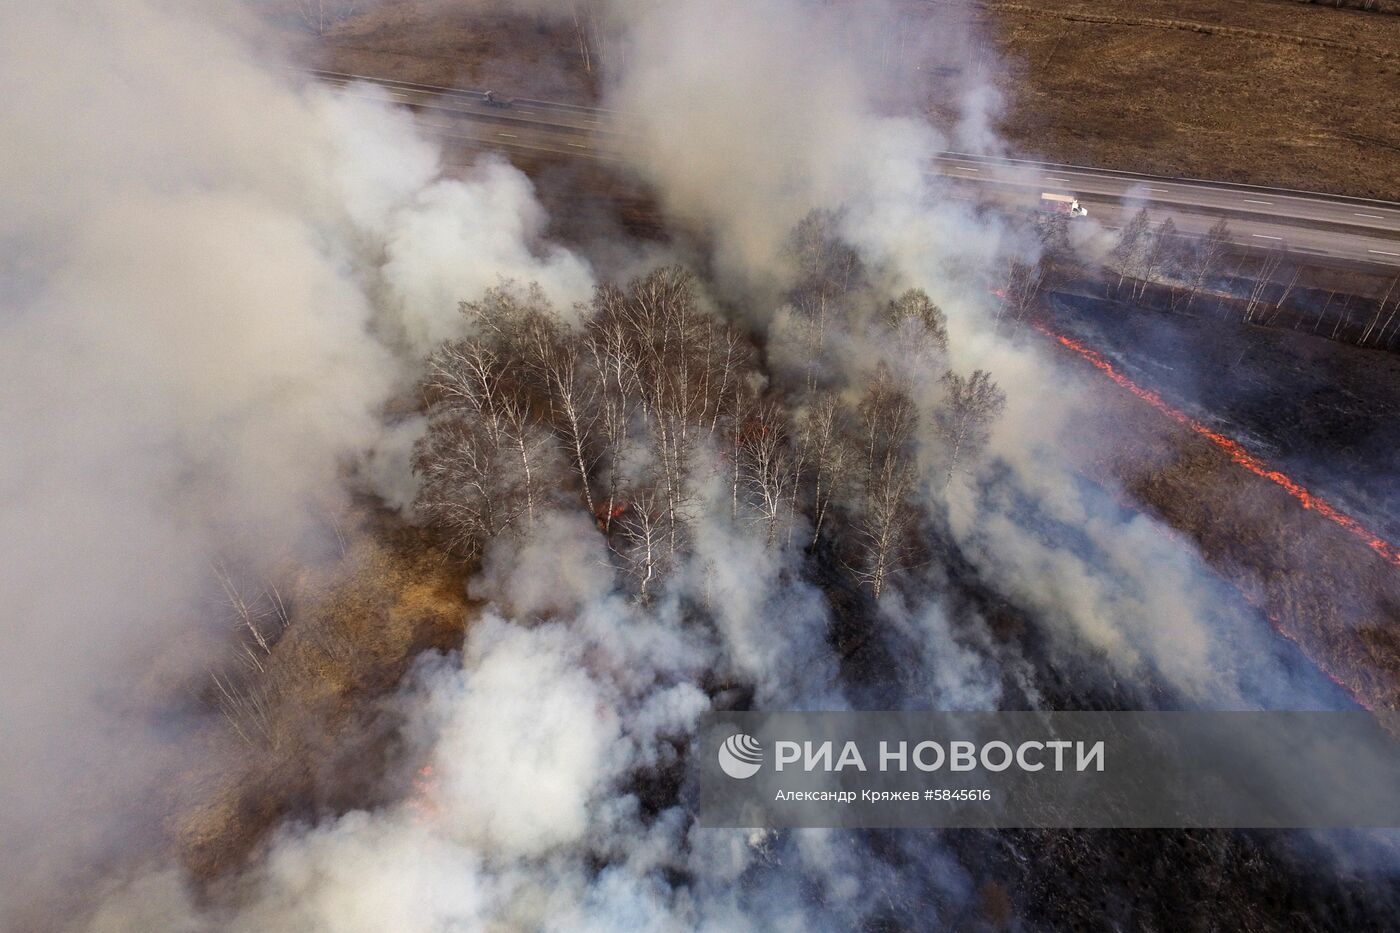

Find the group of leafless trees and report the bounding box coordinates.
[567,0,610,76]
[1103,208,1400,348]
[995,213,1088,330]
[289,0,361,36]
[1106,208,1234,310]
[207,563,293,747]
[413,216,1006,604]
[1000,205,1263,336]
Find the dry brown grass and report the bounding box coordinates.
[942,0,1400,199]
[171,507,472,879]
[265,0,598,101]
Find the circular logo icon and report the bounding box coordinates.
[718,733,763,779]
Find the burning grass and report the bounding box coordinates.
[1034,321,1400,570]
[1035,316,1400,711]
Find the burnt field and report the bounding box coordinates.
[1043,290,1400,540]
[1039,291,1400,713]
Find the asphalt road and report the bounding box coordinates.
[935,154,1400,268]
[311,70,1400,269]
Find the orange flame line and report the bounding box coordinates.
[1032,321,1400,569]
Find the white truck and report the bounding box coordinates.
[1040,192,1088,217]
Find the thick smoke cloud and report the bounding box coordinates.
[0,0,591,921]
[3,0,1369,929]
[605,0,1001,290]
[608,0,900,280]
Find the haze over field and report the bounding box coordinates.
[1,0,1394,930]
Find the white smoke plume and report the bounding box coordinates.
[0,0,592,921]
[605,0,1000,290]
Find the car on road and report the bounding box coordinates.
[1041,192,1088,217]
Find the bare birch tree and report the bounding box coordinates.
[788,210,864,384]
[795,391,849,546]
[1109,208,1151,296]
[1264,261,1303,324]
[586,283,645,531]
[1035,211,1083,297]
[857,368,916,492]
[615,266,712,551]
[997,257,1045,330]
[1361,275,1399,347]
[416,319,554,546]
[295,0,359,36]
[847,371,919,598]
[1135,217,1178,300]
[571,1,594,74]
[513,309,603,519]
[496,392,549,532]
[413,416,510,558]
[850,454,918,600]
[212,668,280,749]
[1181,217,1231,310]
[1242,248,1285,323]
[615,481,671,604]
[884,288,948,354]
[935,369,1007,489]
[738,400,800,546]
[209,562,295,680]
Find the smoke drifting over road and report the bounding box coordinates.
[0,0,1379,930]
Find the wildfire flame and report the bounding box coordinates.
[407,763,441,822]
[1032,320,1400,569]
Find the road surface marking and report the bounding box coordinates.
[1251,234,1283,240]
[568,143,589,149]
[1355,213,1385,220]
[1148,188,1170,194]
[1046,178,1070,184]
[515,109,535,115]
[954,166,980,172]
[1242,199,1272,206]
[497,132,519,139]
[1370,249,1400,257]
